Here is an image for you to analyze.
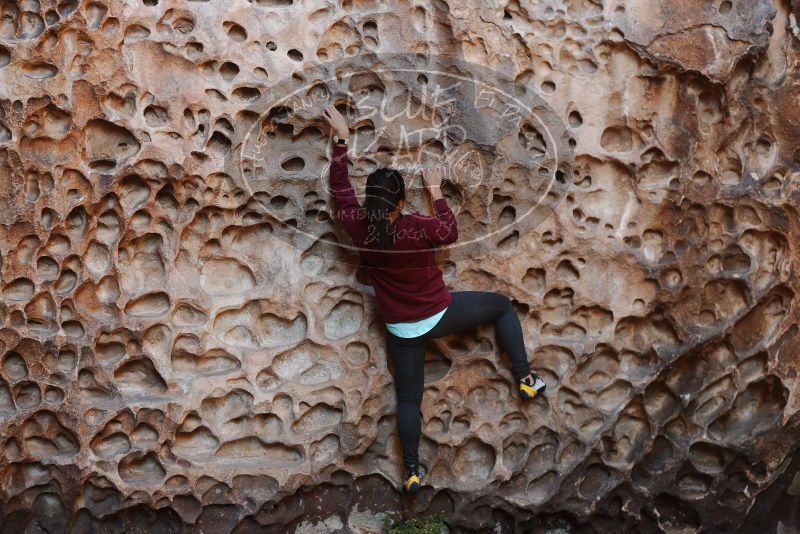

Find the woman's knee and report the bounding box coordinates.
[493,292,513,312]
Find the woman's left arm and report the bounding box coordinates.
[329,141,366,242]
[324,105,366,243]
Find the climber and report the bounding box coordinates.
[322,104,546,495]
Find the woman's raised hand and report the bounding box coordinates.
[322,104,349,140]
[421,165,444,189]
[421,165,445,201]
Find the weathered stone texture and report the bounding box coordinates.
[0,0,800,532]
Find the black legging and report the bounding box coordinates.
[386,290,532,470]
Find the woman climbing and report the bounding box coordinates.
[322,104,547,494]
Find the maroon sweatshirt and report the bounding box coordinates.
[329,143,458,323]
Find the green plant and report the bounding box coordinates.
[380,512,447,534]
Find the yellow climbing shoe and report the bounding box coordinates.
[403,466,422,494]
[519,372,546,400]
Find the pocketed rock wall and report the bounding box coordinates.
[1,0,800,532]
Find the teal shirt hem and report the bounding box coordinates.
[386,307,448,338]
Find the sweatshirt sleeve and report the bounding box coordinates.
[329,143,366,243]
[418,196,459,246]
